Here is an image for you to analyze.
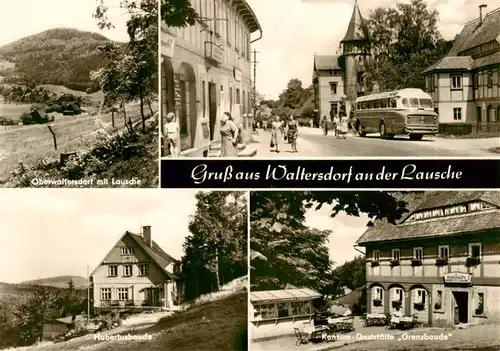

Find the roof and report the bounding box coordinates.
[472,50,500,69]
[233,0,262,34]
[422,56,473,74]
[341,0,367,43]
[329,305,351,316]
[314,54,342,71]
[250,288,322,303]
[355,88,430,102]
[333,288,363,309]
[90,231,178,280]
[52,315,86,325]
[356,191,500,245]
[449,7,500,55]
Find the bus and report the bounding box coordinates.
[353,88,439,140]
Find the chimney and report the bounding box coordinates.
[142,226,152,247]
[479,4,487,25]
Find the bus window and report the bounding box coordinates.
[409,98,419,107]
[367,101,373,109]
[374,99,380,108]
[381,99,388,108]
[356,102,360,110]
[402,98,409,107]
[389,98,397,108]
[419,98,433,108]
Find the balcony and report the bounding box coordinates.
[97,300,163,311]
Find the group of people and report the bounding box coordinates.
[268,114,299,153]
[162,110,242,158]
[323,95,350,138]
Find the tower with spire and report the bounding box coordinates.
[341,0,370,104]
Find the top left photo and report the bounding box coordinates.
[0,0,159,188]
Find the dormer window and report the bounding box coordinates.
[121,247,134,255]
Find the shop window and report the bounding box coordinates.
[255,304,275,319]
[277,302,289,317]
[291,301,310,315]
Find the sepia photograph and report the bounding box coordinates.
[0,189,248,351]
[0,0,159,188]
[249,190,500,350]
[161,0,500,159]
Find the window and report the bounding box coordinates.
[438,245,449,258]
[373,250,380,261]
[101,288,111,300]
[487,71,493,88]
[256,304,275,319]
[229,87,233,108]
[213,1,220,35]
[291,301,311,315]
[389,98,397,108]
[108,266,117,277]
[402,98,409,107]
[375,287,383,300]
[469,243,481,258]
[392,249,400,261]
[413,247,423,261]
[393,288,403,302]
[419,99,433,108]
[428,76,435,92]
[121,247,134,255]
[474,74,480,89]
[357,72,364,84]
[417,289,426,304]
[409,98,419,108]
[117,288,128,300]
[451,74,462,89]
[329,82,337,95]
[242,90,246,113]
[436,290,443,308]
[444,205,467,215]
[277,302,289,317]
[330,102,338,117]
[453,107,462,120]
[124,265,133,277]
[236,88,240,104]
[225,7,231,44]
[381,99,388,108]
[139,264,149,276]
[476,293,484,315]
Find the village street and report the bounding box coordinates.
[251,318,500,351]
[249,127,499,157]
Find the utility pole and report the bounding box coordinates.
[251,50,259,120]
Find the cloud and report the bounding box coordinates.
[0,189,200,283]
[247,0,499,99]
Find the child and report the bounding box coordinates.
[163,112,180,158]
[339,115,349,139]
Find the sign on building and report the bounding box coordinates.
[443,272,472,284]
[233,68,242,82]
[205,42,224,64]
[161,25,175,58]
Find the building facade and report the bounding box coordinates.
[90,226,181,313]
[161,0,262,157]
[312,1,369,122]
[423,5,500,131]
[356,192,500,327]
[249,288,322,341]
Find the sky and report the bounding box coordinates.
[246,0,500,99]
[0,189,202,283]
[0,0,130,46]
[304,202,369,267]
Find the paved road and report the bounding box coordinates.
[255,127,499,157]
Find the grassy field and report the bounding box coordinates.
[0,103,33,119]
[0,104,143,182]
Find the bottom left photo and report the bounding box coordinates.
[0,189,249,351]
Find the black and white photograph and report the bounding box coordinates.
[0,0,159,188]
[0,189,248,351]
[249,190,500,350]
[161,0,500,159]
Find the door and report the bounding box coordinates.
[452,291,468,324]
[476,106,482,122]
[208,83,217,140]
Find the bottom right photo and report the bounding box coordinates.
[249,191,500,351]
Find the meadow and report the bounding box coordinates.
[0,103,143,183]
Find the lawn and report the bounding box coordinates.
[0,103,144,183]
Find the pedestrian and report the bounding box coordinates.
[220,111,239,157]
[163,112,180,158]
[270,115,284,153]
[333,114,340,138]
[337,95,348,138]
[322,115,328,135]
[286,115,299,152]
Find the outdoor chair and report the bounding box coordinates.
[294,328,308,346]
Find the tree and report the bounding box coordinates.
[363,0,452,90]
[278,78,305,110]
[250,192,416,293]
[182,191,247,300]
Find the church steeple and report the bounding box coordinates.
[341,0,367,44]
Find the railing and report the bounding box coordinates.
[98,300,163,308]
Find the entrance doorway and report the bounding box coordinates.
[452,291,468,324]
[208,83,217,140]
[476,106,482,122]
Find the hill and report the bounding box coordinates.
[19,275,88,289]
[0,28,124,91]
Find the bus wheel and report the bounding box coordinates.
[410,134,423,141]
[379,121,387,139]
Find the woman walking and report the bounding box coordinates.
[163,112,180,158]
[220,111,239,157]
[270,115,284,153]
[286,115,299,152]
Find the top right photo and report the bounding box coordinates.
[161,0,500,158]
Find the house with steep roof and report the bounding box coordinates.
[312,0,370,122]
[249,288,322,340]
[423,5,500,131]
[90,226,181,314]
[356,191,500,327]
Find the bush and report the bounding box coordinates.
[392,300,402,310]
[373,299,382,307]
[0,116,17,125]
[371,261,380,268]
[411,259,423,267]
[435,257,449,266]
[413,302,425,311]
[465,256,481,268]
